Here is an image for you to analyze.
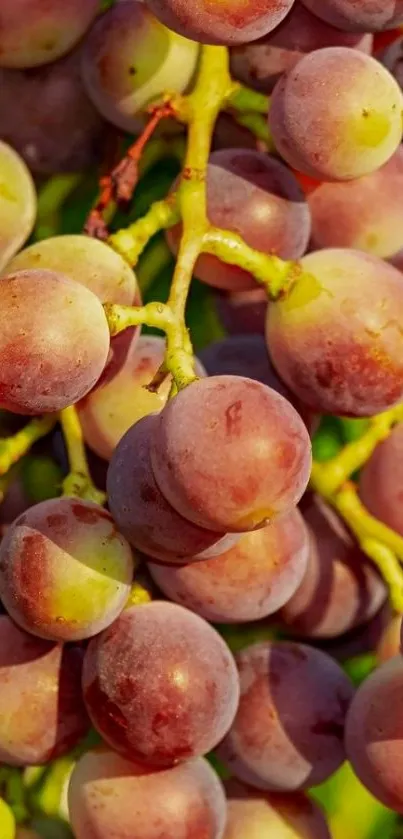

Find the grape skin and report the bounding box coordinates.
[168,149,311,291]
[6,234,138,305]
[231,1,373,94]
[148,509,310,623]
[68,750,227,839]
[78,336,205,462]
[376,614,401,664]
[0,616,89,766]
[217,641,354,791]
[0,142,36,271]
[0,47,105,176]
[82,1,200,134]
[360,423,403,535]
[0,0,99,69]
[378,35,403,91]
[82,602,240,767]
[145,0,296,46]
[308,147,403,258]
[150,375,312,533]
[214,289,268,335]
[281,494,386,638]
[224,780,331,839]
[269,48,403,181]
[107,414,234,564]
[0,270,110,415]
[346,656,403,812]
[301,0,403,33]
[0,498,134,642]
[267,249,403,417]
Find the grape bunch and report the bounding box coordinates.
[1,1,403,839]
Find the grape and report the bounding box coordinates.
[78,336,205,462]
[269,48,403,181]
[145,0,296,46]
[21,455,63,503]
[68,749,226,839]
[231,2,373,94]
[0,270,110,415]
[217,640,353,791]
[107,414,234,564]
[0,47,104,176]
[215,289,268,335]
[280,495,386,638]
[308,148,403,258]
[82,601,240,766]
[0,497,134,642]
[224,780,331,839]
[82,1,200,135]
[0,0,99,69]
[378,35,403,90]
[148,508,309,623]
[345,656,403,811]
[0,142,36,271]
[301,0,403,32]
[0,615,89,766]
[168,149,311,291]
[360,423,403,534]
[267,249,403,417]
[377,614,401,663]
[6,234,138,306]
[150,375,312,533]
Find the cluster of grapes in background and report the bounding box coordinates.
[2,1,403,838]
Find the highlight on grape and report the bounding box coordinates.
[1,2,403,838]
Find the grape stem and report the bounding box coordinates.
[0,415,57,477]
[59,406,106,505]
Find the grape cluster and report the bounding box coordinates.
[1,2,403,839]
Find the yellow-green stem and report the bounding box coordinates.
[0,415,57,477]
[60,406,105,505]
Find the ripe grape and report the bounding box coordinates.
[168,149,311,291]
[107,414,234,564]
[360,423,403,535]
[82,1,199,134]
[145,0,296,46]
[148,508,309,623]
[377,614,401,664]
[301,0,403,32]
[267,249,403,417]
[378,35,403,90]
[78,336,204,462]
[346,656,403,812]
[82,601,240,767]
[69,749,227,839]
[151,375,312,532]
[0,0,99,69]
[269,48,403,181]
[6,234,138,306]
[224,780,331,839]
[0,497,134,641]
[231,1,373,94]
[0,616,89,766]
[308,148,403,258]
[217,640,353,790]
[0,270,110,415]
[0,47,104,176]
[281,494,386,638]
[215,289,268,335]
[0,141,36,271]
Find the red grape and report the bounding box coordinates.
[217,640,353,790]
[0,269,110,415]
[346,656,403,812]
[107,414,234,564]
[168,149,311,291]
[377,614,401,664]
[0,615,89,766]
[378,35,403,90]
[267,249,403,417]
[214,289,268,335]
[0,498,134,641]
[82,601,240,766]
[301,0,403,32]
[269,48,403,181]
[360,423,403,535]
[148,509,309,623]
[150,375,312,532]
[224,780,331,839]
[69,749,227,839]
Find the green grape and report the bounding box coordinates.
[21,456,63,504]
[0,798,16,839]
[312,417,342,462]
[339,417,370,443]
